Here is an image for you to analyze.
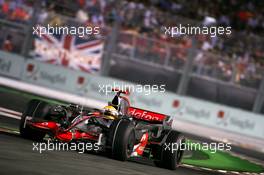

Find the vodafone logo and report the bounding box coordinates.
[129,107,166,122]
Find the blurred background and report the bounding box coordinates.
[0,0,264,113]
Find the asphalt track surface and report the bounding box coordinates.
[1,132,224,175]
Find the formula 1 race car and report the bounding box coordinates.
[19,89,185,170]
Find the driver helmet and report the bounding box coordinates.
[103,105,119,120]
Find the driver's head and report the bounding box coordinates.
[103,105,118,120]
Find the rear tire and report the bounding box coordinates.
[111,119,135,161]
[154,130,185,170]
[19,99,50,141]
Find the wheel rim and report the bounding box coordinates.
[175,140,184,166]
[176,150,182,162]
[126,132,135,157]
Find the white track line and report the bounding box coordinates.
[0,107,21,120]
[0,107,21,116]
[0,111,21,120]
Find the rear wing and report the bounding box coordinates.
[128,107,171,124]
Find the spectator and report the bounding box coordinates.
[76,7,88,23]
[10,6,30,21]
[2,35,13,52]
[1,0,9,15]
[37,8,48,24]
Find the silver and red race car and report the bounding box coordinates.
[20,89,185,170]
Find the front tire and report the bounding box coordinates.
[19,99,50,141]
[111,119,135,161]
[154,130,185,170]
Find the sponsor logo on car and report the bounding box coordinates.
[129,107,166,122]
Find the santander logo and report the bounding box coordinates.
[128,107,166,122]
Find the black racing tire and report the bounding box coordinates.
[19,99,50,141]
[110,119,135,161]
[154,130,185,170]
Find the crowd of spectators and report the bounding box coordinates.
[156,0,264,36]
[0,0,33,23]
[113,0,264,87]
[0,0,263,88]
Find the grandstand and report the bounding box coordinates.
[0,0,264,113]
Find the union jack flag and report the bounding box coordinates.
[32,28,104,73]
